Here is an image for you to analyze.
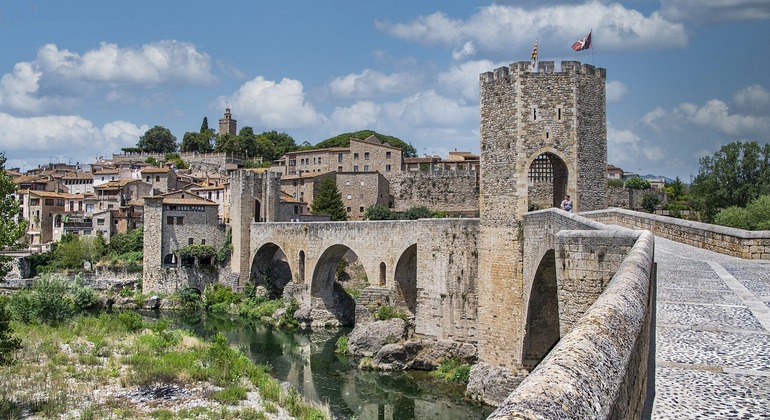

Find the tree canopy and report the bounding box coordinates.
[311,177,347,221]
[0,152,27,279]
[316,130,417,157]
[137,126,178,153]
[690,141,770,222]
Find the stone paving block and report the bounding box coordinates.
[656,327,770,371]
[657,303,763,331]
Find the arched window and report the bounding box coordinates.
[379,262,386,286]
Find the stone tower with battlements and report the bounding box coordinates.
[477,61,607,369]
[229,170,282,286]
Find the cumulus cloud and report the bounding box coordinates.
[660,0,770,24]
[221,76,325,129]
[733,85,770,112]
[376,2,688,54]
[0,41,215,114]
[437,59,500,102]
[327,69,422,99]
[606,80,628,103]
[0,113,146,168]
[644,98,770,136]
[452,41,477,61]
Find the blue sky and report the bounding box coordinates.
[1,1,768,181]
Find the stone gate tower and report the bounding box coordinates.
[477,61,607,369]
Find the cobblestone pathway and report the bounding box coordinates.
[652,237,770,419]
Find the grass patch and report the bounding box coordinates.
[432,358,471,384]
[212,384,248,404]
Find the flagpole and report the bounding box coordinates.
[591,29,595,66]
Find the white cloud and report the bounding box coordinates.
[0,41,215,114]
[377,2,688,54]
[452,41,477,61]
[0,113,146,168]
[645,99,770,136]
[329,101,381,130]
[733,85,770,111]
[327,69,422,99]
[606,80,628,103]
[661,0,770,24]
[222,76,325,129]
[437,60,500,102]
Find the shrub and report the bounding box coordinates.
[0,305,22,365]
[714,206,752,230]
[203,284,241,309]
[73,285,99,310]
[117,311,145,332]
[624,177,651,189]
[641,193,661,213]
[335,335,348,354]
[746,195,770,230]
[7,275,75,324]
[373,305,408,322]
[432,358,471,384]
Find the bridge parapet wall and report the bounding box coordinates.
[491,229,654,419]
[585,208,770,260]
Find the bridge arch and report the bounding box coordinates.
[526,148,571,211]
[521,248,560,370]
[393,243,418,315]
[311,244,359,326]
[251,242,293,298]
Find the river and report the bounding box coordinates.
[159,311,495,420]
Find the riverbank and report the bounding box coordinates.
[0,311,329,419]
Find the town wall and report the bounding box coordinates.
[389,170,479,214]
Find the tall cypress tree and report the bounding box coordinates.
[311,177,347,221]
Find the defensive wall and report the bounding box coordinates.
[389,170,479,214]
[585,208,770,260]
[488,210,655,418]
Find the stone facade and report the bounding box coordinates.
[389,170,479,214]
[337,171,390,220]
[142,192,226,294]
[477,60,607,368]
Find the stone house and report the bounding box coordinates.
[280,171,336,208]
[140,167,178,195]
[336,171,390,220]
[61,171,94,194]
[22,190,86,248]
[191,182,230,223]
[142,191,227,293]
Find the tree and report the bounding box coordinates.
[664,177,687,202]
[239,127,257,158]
[0,152,27,279]
[311,177,347,221]
[181,131,213,153]
[137,126,178,153]
[0,303,21,365]
[399,206,432,220]
[641,193,661,213]
[259,131,298,159]
[690,141,770,222]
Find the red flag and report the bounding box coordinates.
[572,31,592,51]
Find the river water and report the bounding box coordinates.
[162,312,494,419]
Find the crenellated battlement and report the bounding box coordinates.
[480,60,606,85]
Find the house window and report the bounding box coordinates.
[44,199,54,206]
[146,176,150,182]
[188,238,194,245]
[386,164,392,172]
[353,153,359,160]
[167,216,174,225]
[363,165,369,172]
[201,239,205,245]
[155,176,160,182]
[176,216,184,225]
[346,207,351,212]
[353,165,359,172]
[337,166,343,172]
[386,151,391,159]
[533,108,537,120]
[338,153,343,163]
[364,152,370,160]
[294,206,299,215]
[208,192,212,200]
[557,108,562,120]
[347,194,352,200]
[359,207,364,212]
[30,198,40,206]
[216,191,220,200]
[97,218,105,226]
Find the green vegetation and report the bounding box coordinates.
[0,301,21,366]
[315,130,417,157]
[641,193,661,213]
[373,305,408,322]
[136,125,178,153]
[364,204,448,221]
[690,141,770,223]
[311,177,347,221]
[432,358,471,384]
[607,178,624,187]
[624,177,651,190]
[0,152,27,279]
[714,195,770,230]
[335,335,349,354]
[0,312,330,419]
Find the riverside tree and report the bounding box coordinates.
[0,152,27,279]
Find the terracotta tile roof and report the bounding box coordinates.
[141,167,172,174]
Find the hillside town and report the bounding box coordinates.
[8,108,662,256]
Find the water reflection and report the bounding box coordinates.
[156,311,494,419]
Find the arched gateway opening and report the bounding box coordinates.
[394,244,417,315]
[311,245,361,326]
[250,243,292,298]
[527,152,568,211]
[521,249,560,370]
